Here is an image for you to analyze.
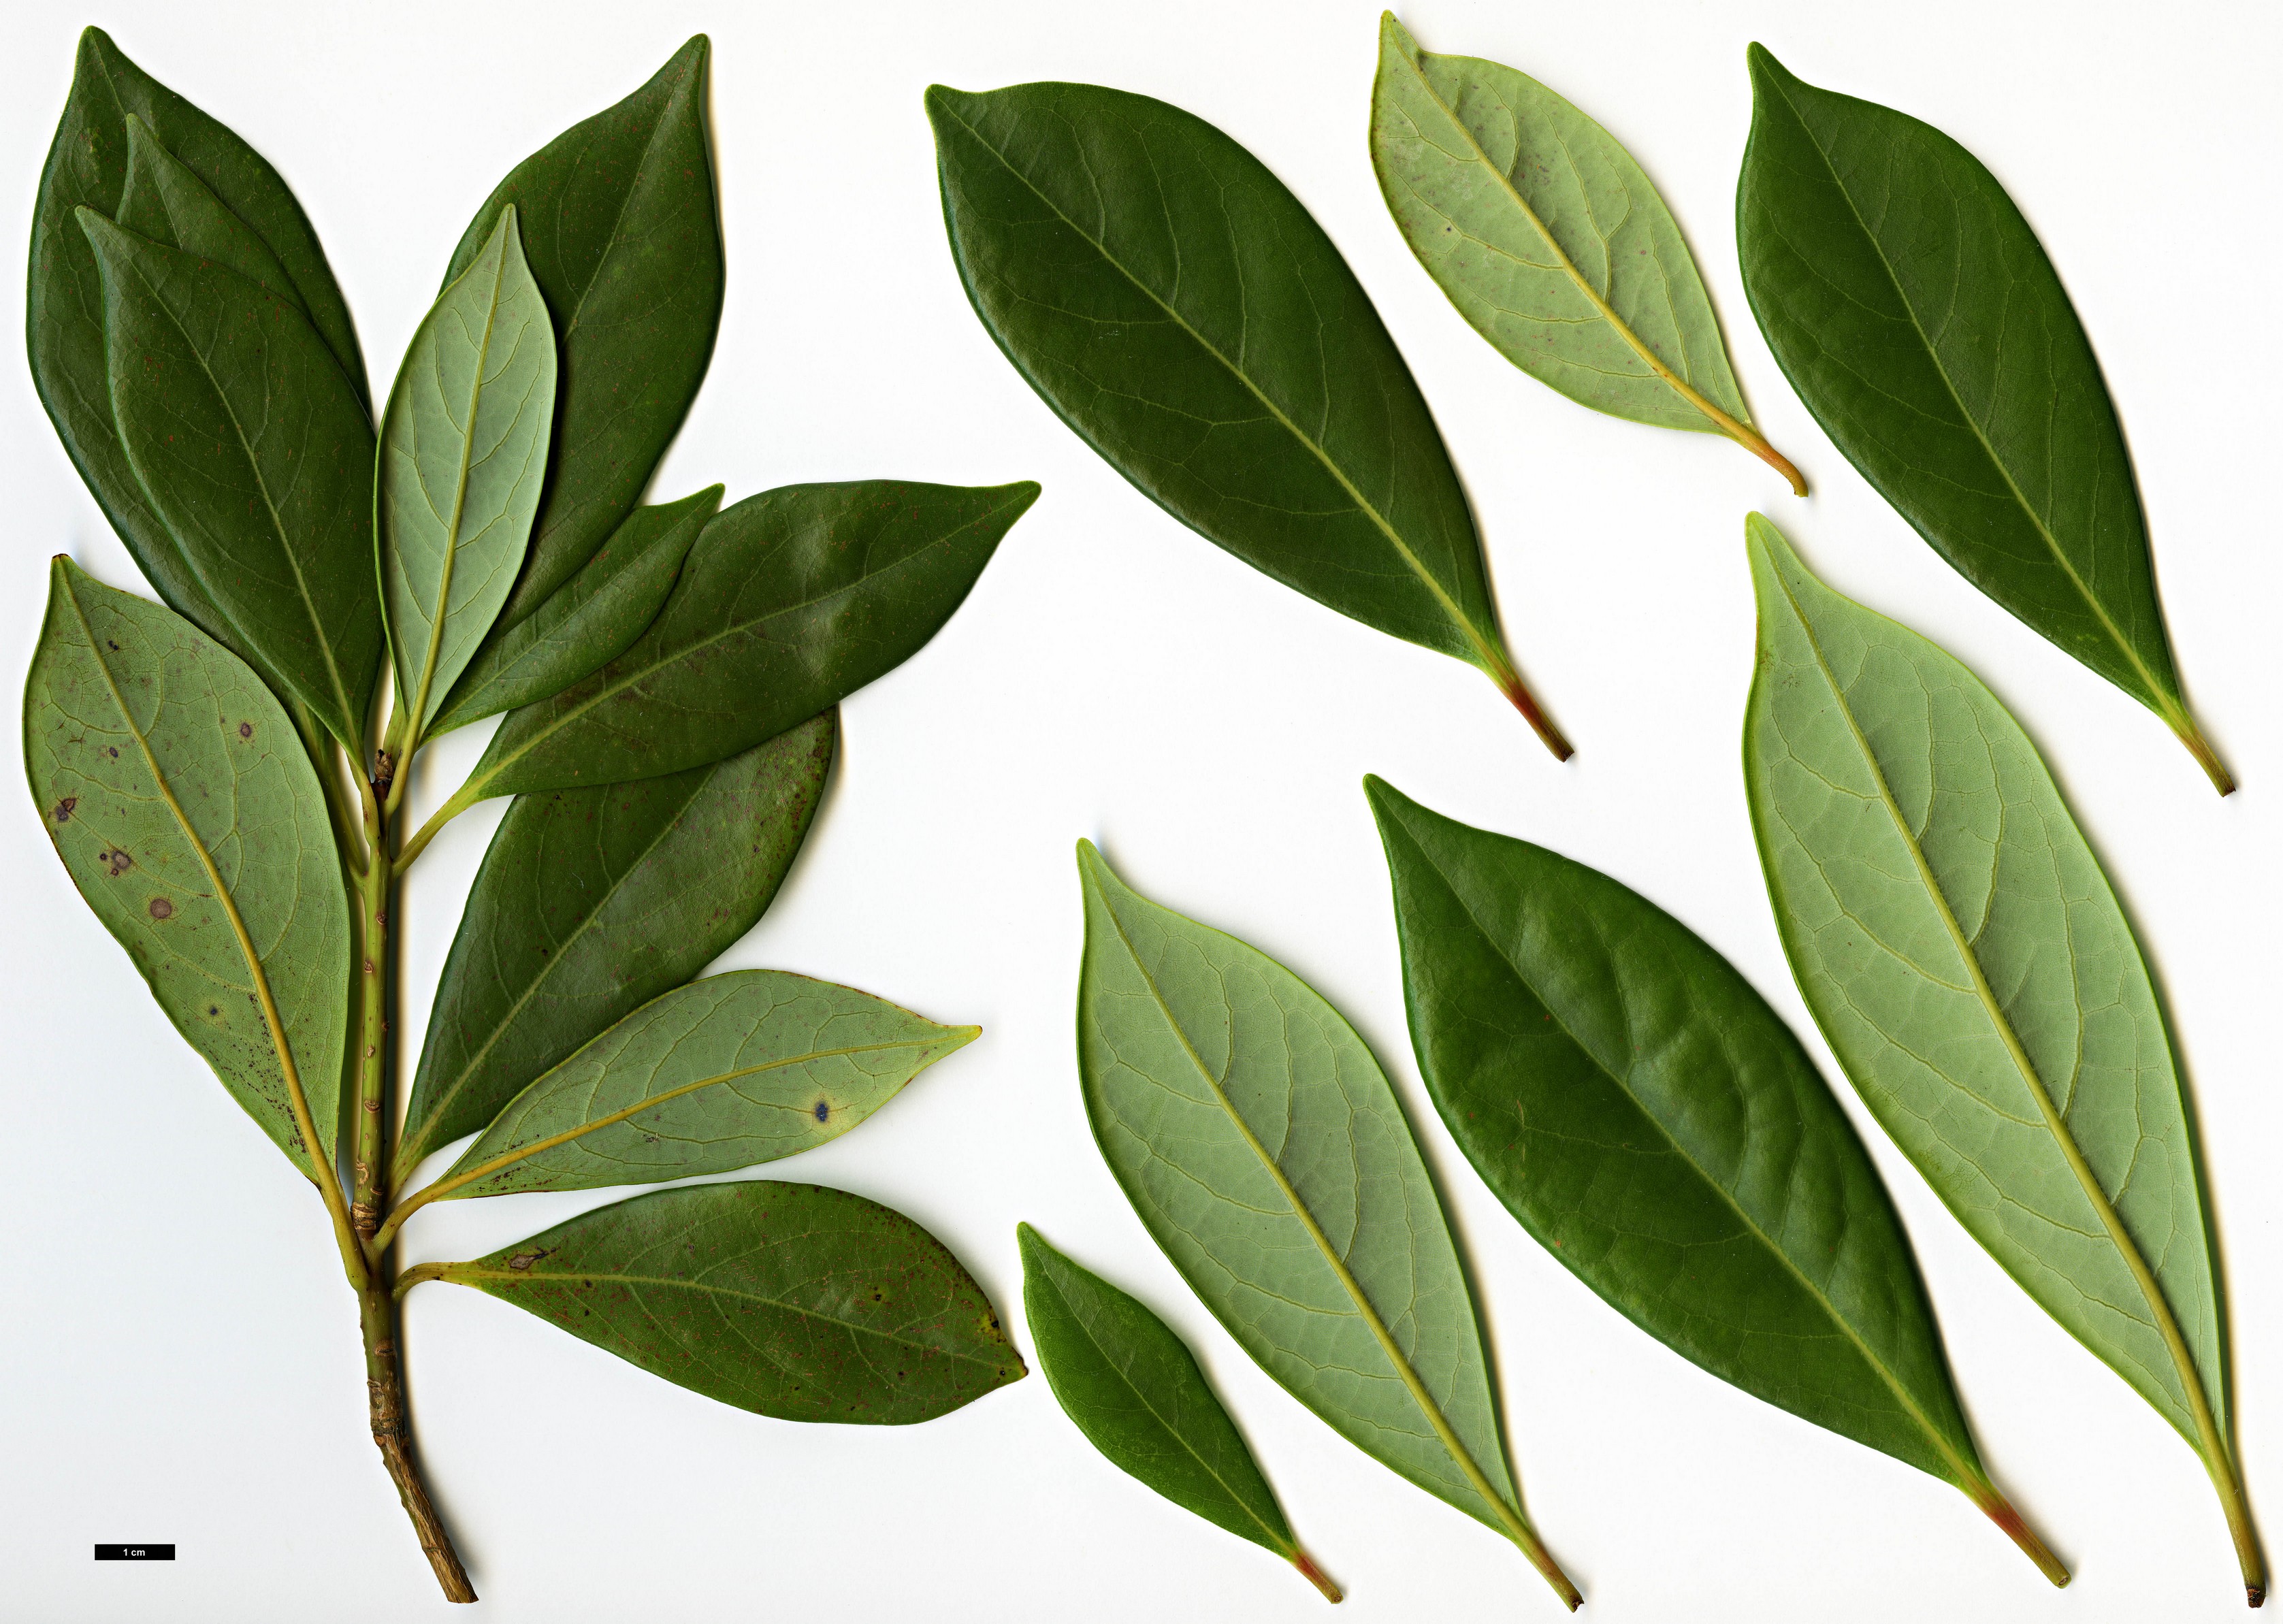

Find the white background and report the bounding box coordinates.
[1,1,2275,1619]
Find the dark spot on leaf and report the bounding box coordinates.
[50,796,76,824]
[813,1100,830,1123]
[207,1005,218,1016]
[106,640,120,651]
[148,897,174,920]
[238,721,253,739]
[99,847,133,876]
[506,1249,551,1271]
[107,747,118,758]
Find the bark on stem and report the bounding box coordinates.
[359,1281,475,1602]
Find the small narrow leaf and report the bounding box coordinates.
[394,715,834,1186]
[413,970,973,1202]
[1370,14,1798,491]
[1741,513,2259,1601]
[1018,1223,1342,1604]
[419,1180,1026,1423]
[1736,46,2227,792]
[426,486,717,736]
[927,81,1570,757]
[1075,843,1578,1607]
[378,206,557,738]
[25,559,349,1178]
[1365,777,2064,1582]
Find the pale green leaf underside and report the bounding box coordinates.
[1742,514,2222,1447]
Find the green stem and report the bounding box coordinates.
[1965,1480,2069,1588]
[1289,1546,1344,1604]
[394,781,479,877]
[1485,655,1574,763]
[2165,708,2237,798]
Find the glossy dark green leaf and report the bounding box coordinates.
[116,113,306,317]
[448,35,723,628]
[24,559,349,1178]
[80,212,384,753]
[1741,513,2258,1599]
[437,481,1033,809]
[928,80,1570,758]
[415,1180,1026,1423]
[1018,1223,1342,1604]
[1075,843,1578,1607]
[427,486,717,737]
[394,714,834,1187]
[29,27,367,649]
[1365,777,2063,1582]
[1736,46,2228,792]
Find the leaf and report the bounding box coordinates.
[448,35,722,628]
[926,80,1570,758]
[426,486,717,737]
[413,1180,1026,1424]
[1364,777,2065,1582]
[29,27,368,649]
[407,970,973,1204]
[440,481,1033,808]
[1736,47,2228,794]
[79,212,385,753]
[24,559,349,1179]
[1017,1223,1343,1604]
[1074,842,1578,1607]
[1369,14,1799,492]
[393,714,834,1186]
[1740,513,2260,1600]
[378,206,557,739]
[116,113,308,319]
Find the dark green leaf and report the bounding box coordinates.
[80,212,384,753]
[427,486,717,736]
[1075,843,1578,1606]
[442,481,1033,807]
[448,35,723,627]
[116,113,306,318]
[24,559,349,1178]
[1736,46,2227,792]
[1365,777,2063,1582]
[417,1180,1026,1423]
[1018,1223,1342,1603]
[927,80,1570,758]
[394,714,833,1186]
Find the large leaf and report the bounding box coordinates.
[1736,47,2227,792]
[427,486,717,736]
[412,1180,1026,1423]
[29,30,368,647]
[1370,14,1798,491]
[927,80,1570,758]
[440,481,1033,807]
[1740,513,2258,1600]
[1017,1223,1342,1603]
[394,715,833,1186]
[1074,843,1578,1606]
[24,560,349,1178]
[405,970,973,1205]
[80,212,384,753]
[448,35,722,628]
[1365,777,2064,1581]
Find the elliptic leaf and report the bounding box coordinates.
[1074,843,1577,1606]
[1365,777,2062,1582]
[378,206,557,737]
[1370,15,1798,491]
[926,80,1569,757]
[394,715,833,1186]
[1741,513,2258,1599]
[24,560,349,1178]
[1018,1223,1342,1603]
[447,35,722,628]
[417,1180,1026,1423]
[1736,47,2227,792]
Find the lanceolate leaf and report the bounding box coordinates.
[411,1181,1026,1423]
[1365,777,2063,1582]
[1740,513,2258,1600]
[379,206,556,738]
[80,212,385,753]
[1736,47,2228,792]
[116,113,308,319]
[1074,843,1578,1607]
[394,715,834,1186]
[427,486,717,736]
[25,560,349,1178]
[926,81,1570,758]
[448,35,722,628]
[1370,14,1799,491]
[1017,1224,1342,1604]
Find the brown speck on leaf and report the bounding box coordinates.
[506,1250,549,1271]
[148,897,174,920]
[99,847,133,876]
[238,721,253,739]
[50,796,76,824]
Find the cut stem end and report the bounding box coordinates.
[1509,1525,1583,1611]
[2170,715,2237,797]
[1970,1483,2070,1588]
[1290,1546,1344,1604]
[1489,666,1574,762]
